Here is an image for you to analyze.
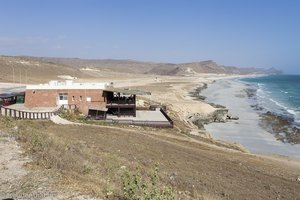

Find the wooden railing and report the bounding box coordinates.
[106,100,135,105]
[105,119,173,128]
[160,108,174,127]
[104,108,174,128]
[0,105,64,120]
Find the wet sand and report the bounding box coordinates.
[202,79,300,158]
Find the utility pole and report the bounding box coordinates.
[26,69,28,84]
[11,66,15,83]
[19,69,21,84]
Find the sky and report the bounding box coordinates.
[0,0,300,74]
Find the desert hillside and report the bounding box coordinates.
[0,56,281,83]
[0,56,86,83]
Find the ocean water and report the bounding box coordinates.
[202,79,300,157]
[241,75,300,127]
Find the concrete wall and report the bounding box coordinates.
[25,89,106,114]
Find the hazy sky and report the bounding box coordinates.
[0,0,300,74]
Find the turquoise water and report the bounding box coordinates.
[241,75,300,126]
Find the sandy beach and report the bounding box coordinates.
[202,78,300,158]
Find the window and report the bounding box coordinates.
[86,97,91,102]
[72,96,75,101]
[80,96,82,101]
[59,93,68,100]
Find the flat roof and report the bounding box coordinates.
[0,86,26,94]
[25,80,110,90]
[24,81,151,95]
[0,92,25,98]
[0,94,15,98]
[104,87,151,95]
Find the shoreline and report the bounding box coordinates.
[200,78,300,158]
[242,79,300,144]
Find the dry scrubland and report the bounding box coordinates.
[1,118,300,199]
[0,55,299,199]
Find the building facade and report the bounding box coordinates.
[24,80,139,117]
[25,80,108,115]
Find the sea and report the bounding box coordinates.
[241,75,300,128]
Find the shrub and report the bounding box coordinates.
[0,116,16,128]
[122,164,174,200]
[59,108,85,121]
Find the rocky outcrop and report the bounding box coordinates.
[260,111,300,144]
[188,109,239,130]
[189,83,208,100]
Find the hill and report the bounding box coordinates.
[33,57,282,76]
[0,56,282,83]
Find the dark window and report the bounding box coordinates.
[59,93,68,100]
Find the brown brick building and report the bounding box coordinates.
[24,80,139,118]
[25,88,107,115]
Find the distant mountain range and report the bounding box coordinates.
[29,56,282,75]
[0,55,282,82]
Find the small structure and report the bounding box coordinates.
[25,80,110,115]
[0,92,25,106]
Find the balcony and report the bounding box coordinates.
[106,96,136,108]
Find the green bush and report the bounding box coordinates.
[0,116,16,128]
[59,108,86,122]
[122,164,174,200]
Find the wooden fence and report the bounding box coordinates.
[0,106,63,120]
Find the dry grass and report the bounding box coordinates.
[7,120,180,199]
[1,118,300,199]
[12,120,123,197]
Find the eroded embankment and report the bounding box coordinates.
[187,83,239,130]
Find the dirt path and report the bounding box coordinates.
[0,128,104,200]
[50,115,78,125]
[0,131,29,199]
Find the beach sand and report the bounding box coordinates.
[202,79,300,158]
